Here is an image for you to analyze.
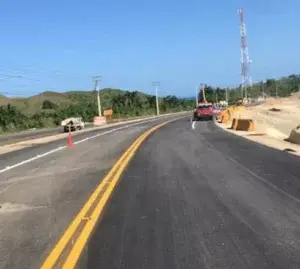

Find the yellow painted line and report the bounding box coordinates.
[40,132,142,268]
[61,122,167,268]
[40,119,176,269]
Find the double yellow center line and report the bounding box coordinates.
[40,119,174,268]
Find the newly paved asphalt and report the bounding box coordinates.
[0,115,186,171]
[86,118,300,269]
[0,114,186,269]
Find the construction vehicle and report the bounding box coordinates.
[192,85,214,121]
[193,102,214,121]
[61,117,85,132]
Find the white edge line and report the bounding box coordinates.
[0,114,188,174]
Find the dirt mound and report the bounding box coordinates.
[268,108,281,112]
[264,98,282,105]
[290,91,300,100]
[286,125,300,145]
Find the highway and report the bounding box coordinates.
[1,115,300,268]
[0,123,96,146]
[0,113,187,269]
[0,116,157,147]
[0,127,64,146]
[85,119,300,268]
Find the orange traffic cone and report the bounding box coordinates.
[67,132,73,148]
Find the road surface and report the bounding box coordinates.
[0,126,67,146]
[0,116,153,146]
[1,115,300,269]
[0,114,172,146]
[85,119,300,269]
[0,114,187,269]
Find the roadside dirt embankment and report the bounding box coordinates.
[216,99,300,156]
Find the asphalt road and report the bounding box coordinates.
[0,115,160,146]
[86,119,300,269]
[0,114,187,269]
[1,115,300,269]
[0,127,63,146]
[0,123,98,146]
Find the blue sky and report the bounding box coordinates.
[0,0,299,97]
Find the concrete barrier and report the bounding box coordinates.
[287,126,300,145]
[93,116,107,126]
[231,118,255,131]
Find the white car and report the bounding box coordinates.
[61,117,85,132]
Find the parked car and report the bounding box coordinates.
[61,117,85,132]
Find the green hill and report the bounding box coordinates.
[0,88,194,133]
[1,72,299,133]
[0,88,128,115]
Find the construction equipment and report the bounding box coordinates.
[193,103,214,121]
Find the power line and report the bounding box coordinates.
[0,73,22,81]
[0,73,40,82]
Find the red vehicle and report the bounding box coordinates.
[193,102,214,121]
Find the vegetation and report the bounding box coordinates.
[199,73,300,104]
[0,73,299,133]
[0,88,195,133]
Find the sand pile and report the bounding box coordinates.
[290,91,300,100]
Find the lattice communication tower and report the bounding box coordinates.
[238,8,252,99]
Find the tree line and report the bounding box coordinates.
[200,73,300,103]
[0,91,195,133]
[1,73,300,133]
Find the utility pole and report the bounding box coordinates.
[200,83,207,103]
[93,76,102,117]
[196,86,199,105]
[152,82,160,115]
[275,81,278,98]
[261,80,265,99]
[225,87,229,104]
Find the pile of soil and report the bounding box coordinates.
[268,108,281,112]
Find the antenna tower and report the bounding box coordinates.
[238,8,252,99]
